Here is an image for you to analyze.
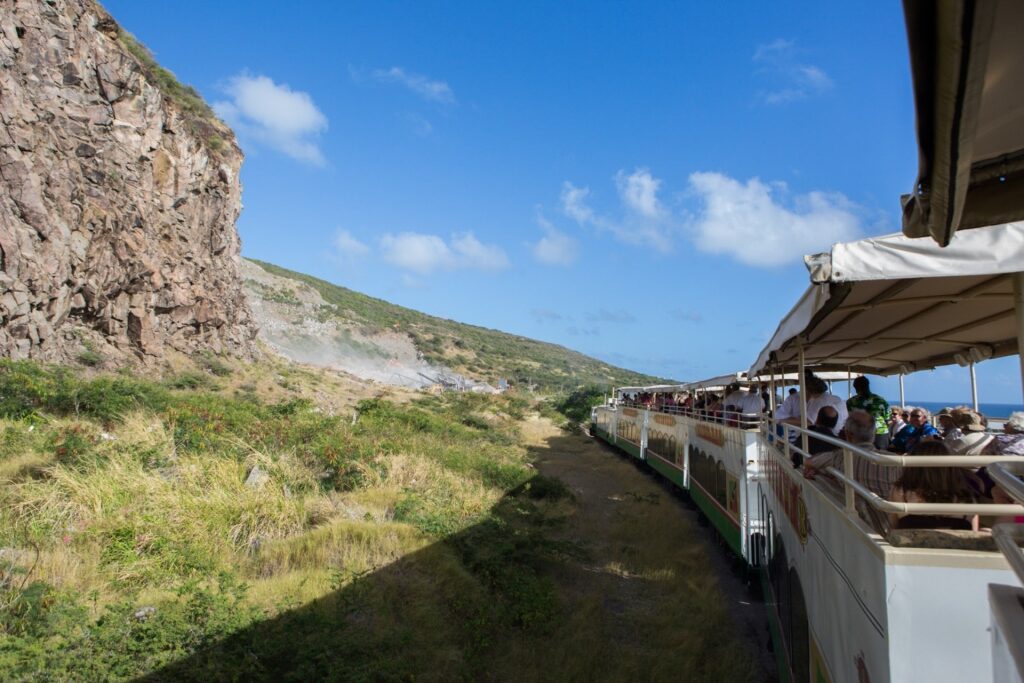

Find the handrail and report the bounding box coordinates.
[992,524,1024,586]
[825,467,1024,516]
[614,401,761,429]
[763,415,1024,467]
[989,463,1024,506]
[763,415,1024,518]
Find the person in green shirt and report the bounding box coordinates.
[846,376,890,449]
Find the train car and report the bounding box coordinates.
[593,377,766,563]
[748,224,1024,682]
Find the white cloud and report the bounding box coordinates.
[214,74,327,165]
[615,168,665,219]
[379,231,508,274]
[561,183,594,224]
[380,233,454,273]
[753,39,833,104]
[531,211,578,266]
[560,170,675,253]
[366,66,456,104]
[333,230,370,262]
[686,172,862,267]
[450,233,510,271]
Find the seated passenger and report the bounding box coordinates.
[736,384,764,424]
[948,409,993,455]
[888,407,939,453]
[780,375,847,436]
[888,440,979,531]
[936,407,963,443]
[722,382,745,413]
[804,410,898,498]
[888,407,906,438]
[807,406,840,455]
[983,411,1024,455]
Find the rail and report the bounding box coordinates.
[762,415,1024,518]
[989,463,1024,586]
[614,401,760,429]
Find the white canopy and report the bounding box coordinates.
[902,0,1024,245]
[681,373,747,393]
[749,222,1024,377]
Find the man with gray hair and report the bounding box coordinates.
[804,409,901,498]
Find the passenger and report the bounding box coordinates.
[736,384,764,424]
[936,407,963,443]
[846,377,891,450]
[722,382,745,413]
[774,386,800,420]
[948,409,993,454]
[888,440,980,531]
[983,411,1024,455]
[887,407,906,438]
[804,410,899,497]
[805,406,840,460]
[780,375,847,436]
[888,407,939,454]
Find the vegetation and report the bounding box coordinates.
[115,28,230,155]
[0,360,570,680]
[249,259,667,392]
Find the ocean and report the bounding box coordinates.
[885,400,1024,419]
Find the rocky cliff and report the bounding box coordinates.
[0,0,256,364]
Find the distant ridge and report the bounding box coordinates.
[246,259,666,391]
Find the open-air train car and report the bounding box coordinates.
[748,224,1024,683]
[594,2,1024,680]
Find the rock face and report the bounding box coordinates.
[0,0,257,363]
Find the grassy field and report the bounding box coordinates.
[249,259,666,392]
[0,359,758,681]
[0,359,567,680]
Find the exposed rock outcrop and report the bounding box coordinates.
[0,0,257,363]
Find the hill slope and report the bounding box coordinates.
[245,259,664,391]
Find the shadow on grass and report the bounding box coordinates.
[137,473,576,682]
[136,433,767,682]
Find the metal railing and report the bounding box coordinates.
[761,415,1024,519]
[615,401,761,429]
[989,463,1024,585]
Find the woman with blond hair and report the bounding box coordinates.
[889,440,979,531]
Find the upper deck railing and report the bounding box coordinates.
[761,415,1024,523]
[988,464,1024,584]
[613,400,761,429]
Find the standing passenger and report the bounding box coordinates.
[846,377,890,450]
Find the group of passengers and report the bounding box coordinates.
[781,373,1024,532]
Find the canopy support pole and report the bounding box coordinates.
[969,362,979,412]
[898,374,906,408]
[847,367,852,399]
[799,345,809,456]
[1015,273,1024,405]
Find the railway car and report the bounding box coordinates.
[592,3,1024,680]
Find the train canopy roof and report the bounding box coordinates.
[901,0,1024,246]
[749,222,1024,377]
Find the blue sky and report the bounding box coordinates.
[105,0,1023,404]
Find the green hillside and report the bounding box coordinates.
[249,260,665,391]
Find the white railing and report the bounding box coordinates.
[989,463,1024,585]
[762,415,1024,519]
[615,401,761,429]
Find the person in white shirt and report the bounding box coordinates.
[775,387,800,421]
[780,375,847,436]
[722,383,746,411]
[736,385,764,419]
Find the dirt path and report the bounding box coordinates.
[518,415,776,682]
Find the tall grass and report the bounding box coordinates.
[0,360,543,679]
